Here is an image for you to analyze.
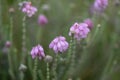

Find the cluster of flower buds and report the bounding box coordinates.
[19,1,37,17]
[31,45,45,59]
[69,22,90,41]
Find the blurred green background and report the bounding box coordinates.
[0,0,120,80]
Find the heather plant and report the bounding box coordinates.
[0,0,120,80]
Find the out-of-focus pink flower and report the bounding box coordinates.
[49,36,69,54]
[30,44,45,59]
[69,22,90,41]
[38,14,48,26]
[93,0,108,12]
[5,41,11,48]
[84,18,93,29]
[19,1,37,17]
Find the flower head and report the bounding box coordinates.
[69,22,90,41]
[38,14,48,26]
[84,18,93,29]
[49,36,69,54]
[93,0,108,12]
[30,44,45,59]
[19,1,37,17]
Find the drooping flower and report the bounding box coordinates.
[49,36,69,54]
[19,1,37,17]
[30,44,45,59]
[93,0,108,12]
[38,14,48,26]
[69,22,90,41]
[84,18,93,29]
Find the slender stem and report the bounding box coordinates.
[21,16,27,64]
[52,54,58,80]
[100,52,114,80]
[20,71,24,80]
[47,63,50,80]
[38,70,45,80]
[19,16,27,80]
[63,37,75,80]
[33,57,38,80]
[36,29,42,43]
[8,15,15,80]
[88,25,100,47]
[8,50,15,80]
[68,39,76,77]
[10,15,13,42]
[67,36,73,63]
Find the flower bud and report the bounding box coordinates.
[84,18,93,30]
[5,41,11,48]
[38,14,48,26]
[9,7,15,13]
[19,64,27,72]
[42,4,50,11]
[44,55,53,63]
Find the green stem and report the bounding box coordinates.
[63,38,76,80]
[38,70,45,80]
[21,16,27,64]
[67,36,73,63]
[10,15,13,42]
[100,52,114,80]
[33,57,38,80]
[19,16,27,80]
[20,71,24,80]
[68,39,76,77]
[52,54,58,80]
[88,25,100,47]
[8,50,15,80]
[28,55,33,74]
[36,28,42,43]
[8,15,15,80]
[47,63,50,80]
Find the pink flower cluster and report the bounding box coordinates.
[69,22,90,41]
[49,36,69,54]
[20,1,37,17]
[31,45,45,59]
[93,0,108,12]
